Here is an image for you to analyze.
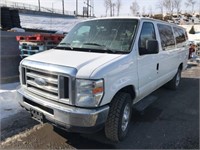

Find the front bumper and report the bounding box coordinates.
[17,86,109,133]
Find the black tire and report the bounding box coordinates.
[105,92,132,142]
[165,68,181,90]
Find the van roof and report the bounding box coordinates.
[84,16,185,30]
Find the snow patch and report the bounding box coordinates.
[180,25,200,41]
[19,13,84,32]
[0,82,22,120]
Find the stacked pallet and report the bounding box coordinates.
[16,34,64,58]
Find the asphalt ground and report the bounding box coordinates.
[1,62,199,149]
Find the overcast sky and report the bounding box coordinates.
[3,0,200,16]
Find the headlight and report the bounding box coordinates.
[76,79,104,107]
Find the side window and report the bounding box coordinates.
[173,27,186,47]
[157,24,175,50]
[139,22,156,55]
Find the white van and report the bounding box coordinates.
[17,17,188,142]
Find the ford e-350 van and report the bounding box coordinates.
[17,17,188,142]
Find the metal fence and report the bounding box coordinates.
[0,0,75,16]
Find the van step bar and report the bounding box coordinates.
[134,95,158,112]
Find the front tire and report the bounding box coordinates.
[105,92,132,142]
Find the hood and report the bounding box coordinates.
[24,49,122,78]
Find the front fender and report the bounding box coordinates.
[91,54,139,106]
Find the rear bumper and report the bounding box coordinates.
[17,86,109,133]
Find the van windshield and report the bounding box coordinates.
[56,19,138,54]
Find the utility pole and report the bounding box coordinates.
[91,0,94,16]
[90,3,92,17]
[84,0,93,17]
[62,0,64,15]
[38,0,40,11]
[76,0,78,16]
[87,0,89,17]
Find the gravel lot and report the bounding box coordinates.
[1,62,199,149]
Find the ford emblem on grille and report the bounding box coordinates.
[34,78,47,86]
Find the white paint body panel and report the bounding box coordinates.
[26,49,122,79]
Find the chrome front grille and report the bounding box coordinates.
[22,67,70,104]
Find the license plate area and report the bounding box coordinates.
[30,108,44,123]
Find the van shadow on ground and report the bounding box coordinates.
[54,77,199,149]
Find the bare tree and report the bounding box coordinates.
[174,0,182,15]
[130,0,140,16]
[185,0,197,14]
[170,0,175,15]
[116,0,121,16]
[104,0,122,17]
[104,0,110,16]
[163,0,175,16]
[142,6,146,16]
[148,5,153,17]
[163,0,170,14]
[104,0,113,16]
[112,3,116,16]
[108,0,113,16]
[156,0,164,15]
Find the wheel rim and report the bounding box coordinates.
[121,104,131,132]
[176,71,181,87]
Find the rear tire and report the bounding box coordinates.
[105,92,132,142]
[165,68,181,90]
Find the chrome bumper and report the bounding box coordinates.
[17,86,109,130]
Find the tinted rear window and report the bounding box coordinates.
[173,27,186,46]
[157,24,175,50]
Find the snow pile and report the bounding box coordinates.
[0,82,22,120]
[180,25,200,41]
[188,33,200,41]
[19,13,83,32]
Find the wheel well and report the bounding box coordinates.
[179,63,183,71]
[115,85,136,101]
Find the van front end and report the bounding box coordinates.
[17,59,109,133]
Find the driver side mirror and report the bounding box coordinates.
[146,40,159,54]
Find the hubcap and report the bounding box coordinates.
[121,104,131,132]
[176,71,181,87]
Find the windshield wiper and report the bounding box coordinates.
[56,43,73,50]
[55,42,128,54]
[83,43,104,47]
[83,43,116,53]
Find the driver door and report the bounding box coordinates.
[137,22,160,102]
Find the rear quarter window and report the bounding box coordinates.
[157,24,175,51]
[173,27,187,48]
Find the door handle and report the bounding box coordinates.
[156,63,159,70]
